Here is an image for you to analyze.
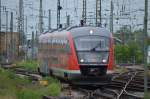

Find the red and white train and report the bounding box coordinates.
[38,26,114,80]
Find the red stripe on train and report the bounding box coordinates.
[67,32,80,70]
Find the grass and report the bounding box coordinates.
[0,68,30,99]
[17,89,42,99]
[42,82,61,96]
[0,67,61,99]
[17,80,61,99]
[16,60,39,72]
[144,92,150,99]
[113,66,129,73]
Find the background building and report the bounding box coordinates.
[0,32,19,63]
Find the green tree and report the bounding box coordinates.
[115,41,143,64]
[115,45,130,63]
[114,27,144,64]
[128,41,143,63]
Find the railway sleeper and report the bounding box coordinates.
[126,86,144,92]
[93,89,116,99]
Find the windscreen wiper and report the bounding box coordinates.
[90,42,101,51]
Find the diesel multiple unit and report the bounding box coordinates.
[38,26,114,80]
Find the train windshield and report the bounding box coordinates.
[74,36,109,51]
[74,36,110,63]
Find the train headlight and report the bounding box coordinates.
[90,30,93,35]
[102,59,107,63]
[80,59,84,62]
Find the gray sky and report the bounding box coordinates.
[1,0,150,38]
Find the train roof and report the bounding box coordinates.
[39,26,112,39]
[69,26,112,38]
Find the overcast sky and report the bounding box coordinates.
[1,0,150,38]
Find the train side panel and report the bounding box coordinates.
[38,32,70,75]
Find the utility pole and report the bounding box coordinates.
[10,12,13,33]
[82,0,86,25]
[0,0,1,32]
[5,11,8,62]
[57,0,62,29]
[10,12,13,61]
[0,0,1,62]
[110,0,114,33]
[18,0,24,46]
[24,16,27,60]
[48,9,51,30]
[96,0,101,26]
[35,31,38,46]
[25,16,27,33]
[144,0,148,93]
[66,15,70,27]
[31,31,34,59]
[39,0,43,34]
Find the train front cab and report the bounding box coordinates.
[65,29,114,79]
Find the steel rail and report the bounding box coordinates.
[117,71,137,99]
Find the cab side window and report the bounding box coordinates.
[65,40,71,54]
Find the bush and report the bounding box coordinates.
[0,68,30,98]
[115,41,144,64]
[16,60,39,71]
[39,77,61,96]
[16,81,61,98]
[0,68,61,98]
[43,76,59,84]
[115,45,129,63]
[17,89,42,99]
[46,83,61,96]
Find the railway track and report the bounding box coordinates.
[63,69,148,99]
[1,64,42,81]
[103,70,145,99]
[1,64,149,99]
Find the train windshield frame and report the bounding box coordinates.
[74,35,110,64]
[74,35,110,51]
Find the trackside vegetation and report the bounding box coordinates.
[0,66,61,99]
[16,60,39,72]
[114,41,143,64]
[144,92,150,99]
